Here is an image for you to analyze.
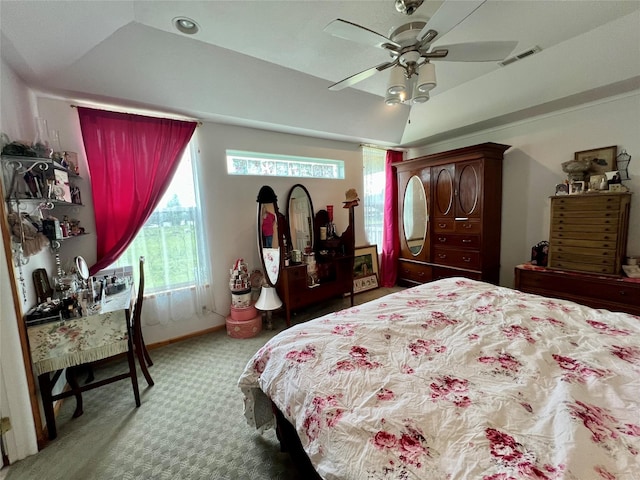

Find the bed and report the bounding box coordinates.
[238,278,640,479]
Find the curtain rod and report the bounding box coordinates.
[360,143,407,152]
[69,104,202,126]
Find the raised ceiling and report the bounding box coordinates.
[1,1,639,147]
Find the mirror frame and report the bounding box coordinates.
[257,185,282,287]
[286,184,314,254]
[402,175,428,257]
[75,256,90,281]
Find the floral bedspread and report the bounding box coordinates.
[238,278,640,479]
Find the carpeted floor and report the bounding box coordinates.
[4,286,402,480]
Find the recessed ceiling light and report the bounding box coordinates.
[173,16,199,35]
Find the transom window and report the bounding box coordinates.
[226,150,344,179]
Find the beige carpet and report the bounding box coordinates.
[5,286,402,480]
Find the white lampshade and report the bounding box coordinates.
[416,63,436,93]
[385,91,402,106]
[412,81,429,104]
[387,66,407,95]
[255,286,282,311]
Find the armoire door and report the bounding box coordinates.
[455,160,482,220]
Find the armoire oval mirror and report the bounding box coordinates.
[287,184,314,253]
[257,186,281,287]
[403,175,428,256]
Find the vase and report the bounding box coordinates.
[32,117,53,158]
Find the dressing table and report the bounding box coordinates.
[28,274,140,439]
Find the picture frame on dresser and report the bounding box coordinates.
[574,146,617,175]
[568,181,585,194]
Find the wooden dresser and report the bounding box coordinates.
[514,264,640,316]
[547,193,631,275]
[395,142,510,286]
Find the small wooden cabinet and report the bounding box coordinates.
[547,193,631,275]
[514,264,640,316]
[395,142,509,286]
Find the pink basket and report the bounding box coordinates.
[226,314,262,339]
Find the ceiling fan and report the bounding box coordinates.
[324,0,517,105]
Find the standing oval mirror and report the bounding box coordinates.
[287,184,314,255]
[403,175,428,256]
[257,186,282,287]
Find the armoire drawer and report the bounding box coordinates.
[432,247,480,269]
[433,234,479,248]
[432,219,481,234]
[398,260,431,284]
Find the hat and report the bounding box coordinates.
[342,188,360,209]
[342,188,360,204]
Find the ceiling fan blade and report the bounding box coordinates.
[329,62,397,91]
[430,41,518,62]
[417,0,486,43]
[324,19,400,51]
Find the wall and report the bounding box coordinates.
[407,91,640,287]
[0,57,39,462]
[23,99,366,344]
[189,123,364,340]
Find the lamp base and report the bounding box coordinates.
[265,311,274,331]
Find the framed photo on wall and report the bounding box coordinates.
[574,146,617,175]
[353,245,379,294]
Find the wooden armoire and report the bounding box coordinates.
[395,142,510,286]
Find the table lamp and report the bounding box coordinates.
[255,285,282,330]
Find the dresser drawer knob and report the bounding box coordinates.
[438,223,447,228]
[619,290,626,296]
[438,237,447,242]
[463,257,471,262]
[438,254,447,259]
[462,239,472,243]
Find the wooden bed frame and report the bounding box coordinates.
[272,402,322,479]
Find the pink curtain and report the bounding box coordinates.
[380,150,402,287]
[77,107,197,275]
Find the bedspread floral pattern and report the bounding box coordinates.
[239,278,640,479]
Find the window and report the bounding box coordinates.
[112,143,209,294]
[226,149,344,179]
[362,146,386,252]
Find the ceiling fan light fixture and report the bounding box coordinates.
[173,16,200,35]
[385,91,402,106]
[412,81,429,104]
[416,63,436,93]
[387,66,407,95]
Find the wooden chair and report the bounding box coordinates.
[134,256,154,386]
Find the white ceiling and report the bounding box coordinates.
[1,1,639,147]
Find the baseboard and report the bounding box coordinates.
[146,324,226,350]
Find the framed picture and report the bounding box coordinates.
[353,245,379,293]
[554,183,569,195]
[574,146,617,175]
[353,274,379,294]
[569,181,585,195]
[53,169,72,203]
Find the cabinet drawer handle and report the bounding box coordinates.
[438,237,447,242]
[619,290,626,296]
[463,224,472,229]
[438,223,447,228]
[462,239,472,243]
[462,257,471,262]
[438,254,447,259]
[455,217,468,221]
[418,271,424,277]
